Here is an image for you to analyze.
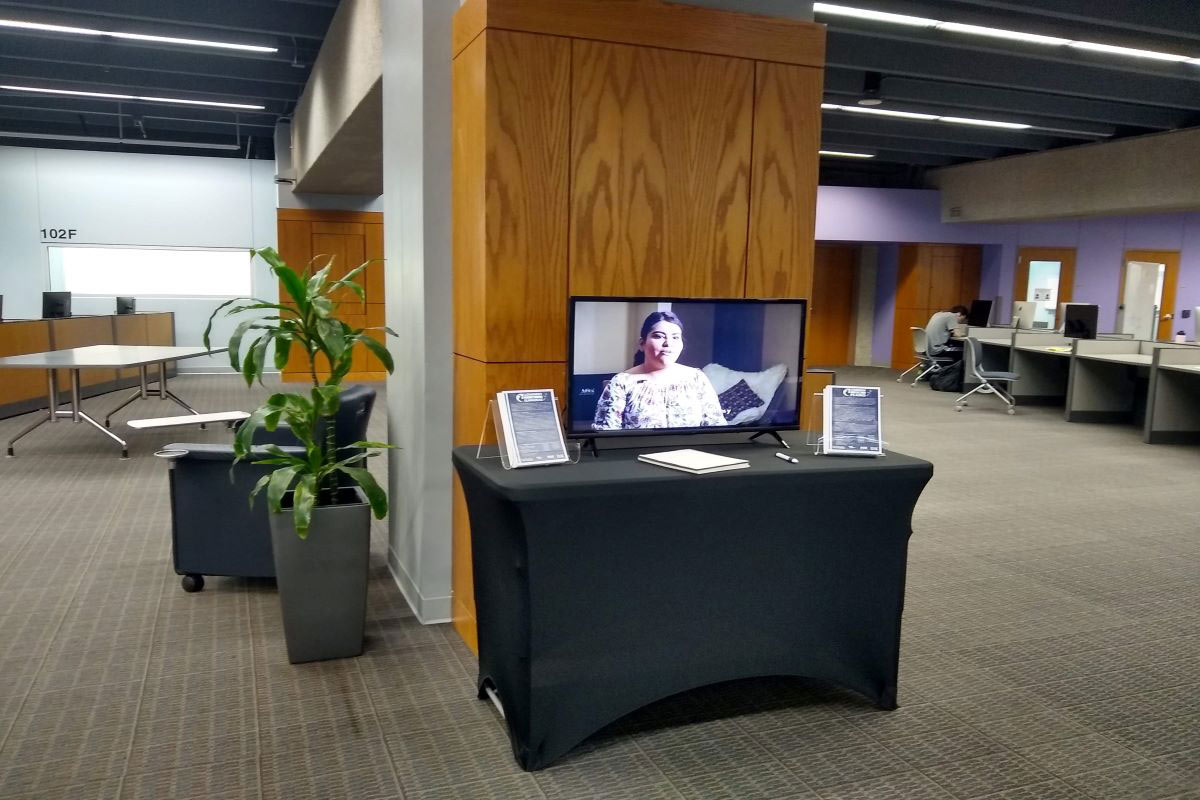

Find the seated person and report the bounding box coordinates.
[592,311,726,430]
[925,305,969,361]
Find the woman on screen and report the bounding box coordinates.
[592,311,726,431]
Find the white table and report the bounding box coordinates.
[0,345,225,458]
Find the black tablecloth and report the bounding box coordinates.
[452,443,933,770]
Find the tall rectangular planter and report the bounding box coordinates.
[269,487,371,664]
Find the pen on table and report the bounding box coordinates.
[775,452,799,464]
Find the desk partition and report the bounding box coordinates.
[1010,333,1071,404]
[0,313,174,420]
[1067,340,1193,424]
[1145,347,1200,444]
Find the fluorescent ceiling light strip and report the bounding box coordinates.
[811,3,937,27]
[0,130,240,150]
[1067,41,1193,62]
[819,149,875,158]
[0,17,276,52]
[0,84,264,110]
[935,22,1069,46]
[823,102,1032,130]
[812,4,1200,64]
[938,116,1031,129]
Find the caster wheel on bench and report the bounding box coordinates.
[181,574,205,593]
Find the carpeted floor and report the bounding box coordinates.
[0,369,1197,800]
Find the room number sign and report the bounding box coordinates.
[40,228,78,240]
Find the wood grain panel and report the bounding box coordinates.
[452,355,567,651]
[311,222,364,236]
[364,223,385,301]
[114,314,149,379]
[808,245,856,366]
[746,62,822,300]
[452,33,488,361]
[144,313,175,345]
[892,308,931,370]
[571,40,752,298]
[453,0,826,68]
[0,321,51,406]
[277,209,382,224]
[51,316,115,387]
[928,246,966,311]
[960,247,982,303]
[483,30,570,361]
[895,245,929,310]
[798,368,835,432]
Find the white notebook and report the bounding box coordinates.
[637,448,750,475]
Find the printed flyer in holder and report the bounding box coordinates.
[495,389,570,468]
[822,385,883,457]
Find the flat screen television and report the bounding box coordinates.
[116,296,136,315]
[967,299,993,328]
[567,297,806,438]
[1060,302,1099,339]
[42,291,71,319]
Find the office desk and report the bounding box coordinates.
[0,345,224,458]
[1145,348,1200,444]
[1065,340,1194,424]
[452,444,933,770]
[1010,338,1072,405]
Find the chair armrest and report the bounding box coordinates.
[162,443,305,462]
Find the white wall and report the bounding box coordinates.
[0,146,277,371]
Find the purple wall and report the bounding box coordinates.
[815,186,1200,363]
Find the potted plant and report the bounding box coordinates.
[204,246,394,663]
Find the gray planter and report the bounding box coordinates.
[269,486,371,664]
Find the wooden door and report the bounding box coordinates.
[1014,247,1076,324]
[1121,249,1180,341]
[276,209,386,382]
[891,244,982,369]
[808,244,856,366]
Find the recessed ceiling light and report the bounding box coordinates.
[0,84,265,110]
[0,18,277,53]
[812,3,938,27]
[819,149,875,158]
[935,22,1069,47]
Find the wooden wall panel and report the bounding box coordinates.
[453,0,827,68]
[51,317,114,388]
[808,245,857,366]
[747,62,822,300]
[452,34,488,361]
[114,314,149,379]
[0,321,50,406]
[145,312,175,345]
[570,40,753,298]
[891,244,982,369]
[451,355,567,650]
[895,245,928,311]
[486,31,571,361]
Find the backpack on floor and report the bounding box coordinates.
[929,361,963,392]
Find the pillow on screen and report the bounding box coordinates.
[717,379,764,422]
[701,362,788,425]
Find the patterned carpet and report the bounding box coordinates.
[0,369,1197,800]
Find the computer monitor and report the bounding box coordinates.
[42,291,71,319]
[1060,303,1099,339]
[1011,300,1037,330]
[966,299,993,327]
[116,296,136,315]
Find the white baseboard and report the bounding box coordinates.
[387,546,452,624]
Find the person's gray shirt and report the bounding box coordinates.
[925,311,958,353]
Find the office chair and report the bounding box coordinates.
[956,337,1020,415]
[897,327,956,387]
[163,385,377,592]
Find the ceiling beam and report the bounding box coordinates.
[822,111,1065,150]
[938,0,1200,43]
[826,29,1200,111]
[821,128,1010,159]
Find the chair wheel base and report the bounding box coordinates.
[1007,408,1015,415]
[181,574,205,592]
[955,405,963,412]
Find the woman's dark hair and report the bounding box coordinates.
[633,311,684,366]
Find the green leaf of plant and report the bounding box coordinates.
[273,332,292,371]
[203,296,250,350]
[339,466,388,519]
[348,441,395,449]
[248,473,272,509]
[266,466,300,513]
[307,260,333,296]
[357,335,394,373]
[311,296,334,319]
[271,260,310,314]
[227,318,259,372]
[317,318,345,362]
[328,278,365,302]
[291,475,317,538]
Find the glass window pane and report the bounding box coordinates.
[49,246,252,297]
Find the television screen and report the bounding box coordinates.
[42,291,71,319]
[967,299,993,328]
[568,297,806,437]
[1061,303,1098,339]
